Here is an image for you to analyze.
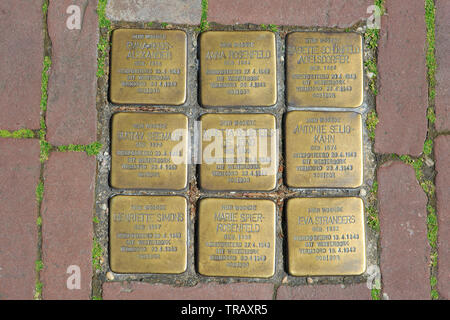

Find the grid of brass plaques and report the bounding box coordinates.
[110,29,187,105]
[286,32,363,108]
[107,29,367,278]
[285,111,363,188]
[110,195,187,274]
[199,113,277,191]
[199,31,278,107]
[197,198,276,278]
[286,197,366,276]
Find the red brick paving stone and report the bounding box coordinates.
[276,284,371,300]
[0,0,43,130]
[374,0,428,156]
[106,0,202,24]
[41,152,96,300]
[435,135,450,299]
[0,139,40,300]
[103,282,274,300]
[378,161,430,300]
[435,0,450,132]
[208,0,372,27]
[46,0,98,146]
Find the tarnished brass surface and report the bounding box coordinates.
[199,113,277,191]
[285,111,362,188]
[110,112,188,189]
[197,198,276,277]
[286,197,366,276]
[110,29,187,105]
[200,31,277,107]
[286,32,363,107]
[110,195,187,274]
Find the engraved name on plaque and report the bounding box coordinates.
[200,31,277,107]
[286,32,363,108]
[110,112,188,189]
[285,111,363,188]
[199,113,278,191]
[110,29,187,105]
[286,197,366,276]
[110,195,187,274]
[197,198,276,278]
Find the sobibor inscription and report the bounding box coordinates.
[200,31,277,107]
[197,198,276,278]
[286,32,363,108]
[199,113,278,191]
[110,29,187,105]
[286,197,366,276]
[110,113,188,189]
[285,111,362,188]
[110,196,187,274]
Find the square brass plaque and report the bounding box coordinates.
[110,29,187,105]
[286,32,363,107]
[285,111,362,188]
[197,198,276,278]
[110,195,187,274]
[286,197,366,276]
[200,31,277,107]
[199,113,277,191]
[110,112,188,189]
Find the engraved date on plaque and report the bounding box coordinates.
[199,113,278,191]
[110,196,187,274]
[286,32,363,107]
[286,197,366,276]
[200,31,277,107]
[110,112,188,190]
[285,111,362,188]
[110,29,187,105]
[197,198,276,278]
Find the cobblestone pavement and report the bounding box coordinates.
[0,0,448,300]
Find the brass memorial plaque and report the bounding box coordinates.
[285,111,362,188]
[110,112,188,189]
[200,31,277,107]
[197,198,276,278]
[286,32,363,108]
[110,195,187,274]
[199,113,277,191]
[110,29,187,105]
[286,197,366,276]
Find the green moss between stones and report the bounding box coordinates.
[97,0,112,78]
[371,288,381,300]
[423,139,433,156]
[57,142,103,156]
[425,0,436,102]
[366,110,379,141]
[198,0,209,32]
[0,129,35,139]
[36,181,44,204]
[35,260,44,273]
[92,238,103,271]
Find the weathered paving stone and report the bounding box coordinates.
[0,139,40,299]
[208,0,372,27]
[103,282,274,300]
[435,0,450,132]
[0,0,43,130]
[375,0,428,156]
[46,0,98,145]
[41,152,96,299]
[435,135,450,299]
[276,284,371,300]
[378,161,430,300]
[106,0,202,24]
